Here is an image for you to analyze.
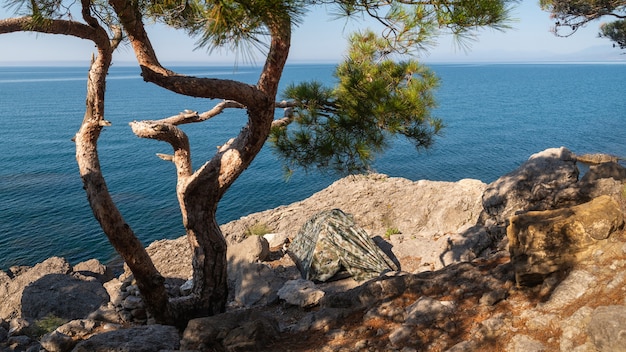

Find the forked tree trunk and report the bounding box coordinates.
[108,0,291,325]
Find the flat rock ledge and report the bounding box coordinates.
[1,147,626,352]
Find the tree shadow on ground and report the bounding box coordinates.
[21,273,109,321]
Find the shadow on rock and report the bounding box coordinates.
[21,274,109,321]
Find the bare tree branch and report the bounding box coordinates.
[0,16,102,42]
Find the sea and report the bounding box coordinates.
[1,62,625,270]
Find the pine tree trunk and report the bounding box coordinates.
[75,56,172,324]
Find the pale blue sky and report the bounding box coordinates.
[0,1,622,65]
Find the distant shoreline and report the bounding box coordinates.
[1,59,626,68]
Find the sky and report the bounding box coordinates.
[0,1,623,65]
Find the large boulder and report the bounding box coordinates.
[507,195,624,286]
[0,257,71,320]
[181,310,279,351]
[481,147,579,233]
[21,274,109,321]
[72,324,180,352]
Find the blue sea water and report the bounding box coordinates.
[0,63,625,270]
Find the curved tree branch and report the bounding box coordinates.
[130,120,193,179]
[0,16,102,41]
[107,0,266,106]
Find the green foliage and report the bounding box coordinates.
[245,222,272,237]
[31,314,67,338]
[330,0,517,53]
[541,0,626,49]
[271,30,442,174]
[146,0,305,55]
[384,227,401,239]
[601,20,626,48]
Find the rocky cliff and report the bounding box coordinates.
[1,147,626,352]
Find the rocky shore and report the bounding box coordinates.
[1,147,626,352]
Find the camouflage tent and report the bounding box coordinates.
[287,209,399,282]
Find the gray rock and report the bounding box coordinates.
[8,318,30,336]
[222,319,280,352]
[388,325,414,348]
[539,270,596,311]
[404,296,455,326]
[179,279,193,296]
[20,273,109,321]
[445,341,477,352]
[40,330,75,352]
[478,314,508,339]
[7,335,33,350]
[228,235,270,264]
[124,237,192,287]
[102,278,125,306]
[263,232,290,249]
[86,303,122,324]
[364,300,406,323]
[72,324,180,352]
[580,161,626,183]
[0,257,71,320]
[559,306,593,352]
[522,312,558,330]
[56,319,101,338]
[277,279,325,308]
[587,305,626,352]
[482,147,579,231]
[479,288,508,306]
[181,310,278,351]
[232,262,284,307]
[506,334,546,352]
[72,259,109,282]
[121,295,144,310]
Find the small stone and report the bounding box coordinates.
[404,296,455,326]
[40,331,76,352]
[103,278,126,306]
[7,335,32,349]
[131,308,147,321]
[354,339,368,349]
[122,295,144,310]
[479,289,508,306]
[445,341,476,352]
[277,279,324,308]
[506,334,546,352]
[8,318,29,336]
[479,315,507,339]
[118,310,133,323]
[388,325,413,347]
[263,232,290,249]
[179,279,193,296]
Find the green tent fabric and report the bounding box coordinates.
[287,209,400,282]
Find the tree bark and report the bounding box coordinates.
[115,0,292,324]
